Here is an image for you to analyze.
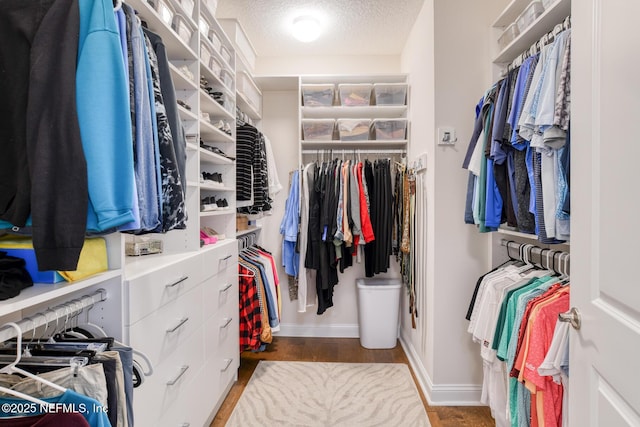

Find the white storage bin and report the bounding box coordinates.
[155,0,175,27]
[220,45,232,65]
[301,84,335,107]
[302,119,335,141]
[220,69,233,89]
[174,0,193,18]
[356,278,401,349]
[339,83,373,106]
[541,0,555,8]
[372,119,407,140]
[172,14,194,45]
[200,42,213,71]
[337,119,371,141]
[198,16,210,37]
[208,30,222,52]
[238,71,261,111]
[498,22,520,50]
[516,1,545,33]
[373,83,407,105]
[209,56,222,76]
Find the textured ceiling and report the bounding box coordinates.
[215,0,425,57]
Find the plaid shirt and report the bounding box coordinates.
[239,265,262,351]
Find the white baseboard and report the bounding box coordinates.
[399,335,484,406]
[276,323,360,338]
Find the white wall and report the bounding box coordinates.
[399,0,504,405]
[256,55,401,76]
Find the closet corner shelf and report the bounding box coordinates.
[236,92,261,121]
[493,0,571,64]
[301,105,407,119]
[236,226,262,238]
[199,147,235,164]
[200,183,235,192]
[126,0,198,61]
[301,140,407,150]
[199,209,235,217]
[0,269,122,318]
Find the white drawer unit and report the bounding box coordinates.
[201,240,236,279]
[202,266,237,318]
[125,252,202,325]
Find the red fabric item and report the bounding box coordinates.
[356,162,375,243]
[238,265,262,351]
[0,412,89,426]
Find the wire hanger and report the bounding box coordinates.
[0,323,67,393]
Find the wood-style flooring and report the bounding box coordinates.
[210,337,495,427]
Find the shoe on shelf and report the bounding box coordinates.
[216,198,229,210]
[202,172,223,186]
[200,230,218,245]
[200,196,218,211]
[202,226,226,241]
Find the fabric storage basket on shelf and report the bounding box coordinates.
[302,119,335,141]
[338,83,373,106]
[338,119,371,141]
[172,14,194,45]
[372,118,407,140]
[516,1,545,32]
[373,83,407,105]
[301,84,335,107]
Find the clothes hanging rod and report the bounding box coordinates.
[301,149,406,154]
[500,239,570,275]
[0,289,107,343]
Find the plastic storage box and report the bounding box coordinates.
[200,42,213,71]
[155,0,175,27]
[373,83,407,105]
[220,45,232,65]
[302,84,334,107]
[498,22,520,50]
[338,119,371,141]
[516,1,545,33]
[238,71,261,111]
[220,69,233,89]
[203,0,217,14]
[302,119,335,141]
[174,0,194,18]
[339,83,373,106]
[356,278,401,349]
[199,16,210,37]
[541,0,555,8]
[172,14,194,45]
[208,29,222,52]
[372,119,407,140]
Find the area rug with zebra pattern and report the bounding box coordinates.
[225,361,431,427]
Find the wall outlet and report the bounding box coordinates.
[437,127,456,145]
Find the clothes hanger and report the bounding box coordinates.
[113,0,123,12]
[0,323,67,393]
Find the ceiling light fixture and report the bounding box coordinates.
[292,15,321,42]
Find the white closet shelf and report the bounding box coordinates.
[199,148,234,165]
[126,0,198,61]
[200,184,235,192]
[301,140,407,150]
[186,142,199,151]
[497,226,571,246]
[200,64,234,99]
[236,92,261,120]
[178,104,198,122]
[236,226,261,238]
[200,119,234,143]
[301,106,407,119]
[169,63,198,91]
[199,210,235,217]
[493,0,571,63]
[200,89,235,120]
[0,269,121,318]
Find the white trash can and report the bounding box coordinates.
[356,278,402,349]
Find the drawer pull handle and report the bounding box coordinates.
[220,255,232,261]
[165,275,188,288]
[166,365,189,385]
[166,317,189,333]
[221,358,233,372]
[220,283,233,293]
[220,317,233,329]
